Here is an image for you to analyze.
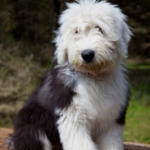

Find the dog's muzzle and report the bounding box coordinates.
[81,49,95,63]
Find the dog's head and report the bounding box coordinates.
[54,0,132,75]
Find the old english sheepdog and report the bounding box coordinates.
[8,0,132,150]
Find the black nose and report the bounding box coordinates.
[81,49,95,63]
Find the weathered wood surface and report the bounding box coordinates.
[124,142,150,150]
[0,128,150,150]
[0,128,13,150]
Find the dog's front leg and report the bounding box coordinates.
[57,111,98,150]
[96,124,124,150]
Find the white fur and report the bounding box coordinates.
[54,0,132,70]
[54,0,132,150]
[39,132,52,150]
[56,65,127,150]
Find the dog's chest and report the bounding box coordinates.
[72,75,125,125]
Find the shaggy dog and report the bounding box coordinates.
[8,0,132,150]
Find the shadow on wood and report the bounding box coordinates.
[0,128,150,150]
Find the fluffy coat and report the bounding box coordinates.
[8,1,132,150]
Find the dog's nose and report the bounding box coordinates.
[81,50,95,63]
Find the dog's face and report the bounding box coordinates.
[55,0,132,75]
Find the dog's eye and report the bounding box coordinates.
[75,30,79,34]
[95,26,103,34]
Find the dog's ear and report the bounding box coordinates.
[119,15,133,58]
[121,21,131,45]
[114,8,132,58]
[54,32,67,65]
[120,18,132,58]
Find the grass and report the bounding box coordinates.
[0,49,150,144]
[123,64,150,144]
[0,48,50,127]
[124,100,150,143]
[127,63,150,70]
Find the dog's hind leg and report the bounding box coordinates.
[8,125,52,150]
[39,131,52,150]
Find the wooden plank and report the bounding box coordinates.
[124,142,150,150]
[0,128,150,150]
[0,128,13,150]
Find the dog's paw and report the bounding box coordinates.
[104,145,123,150]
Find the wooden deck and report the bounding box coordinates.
[0,128,150,150]
[0,128,13,150]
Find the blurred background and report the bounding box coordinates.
[0,0,150,144]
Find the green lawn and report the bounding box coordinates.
[124,100,150,143]
[123,64,150,144]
